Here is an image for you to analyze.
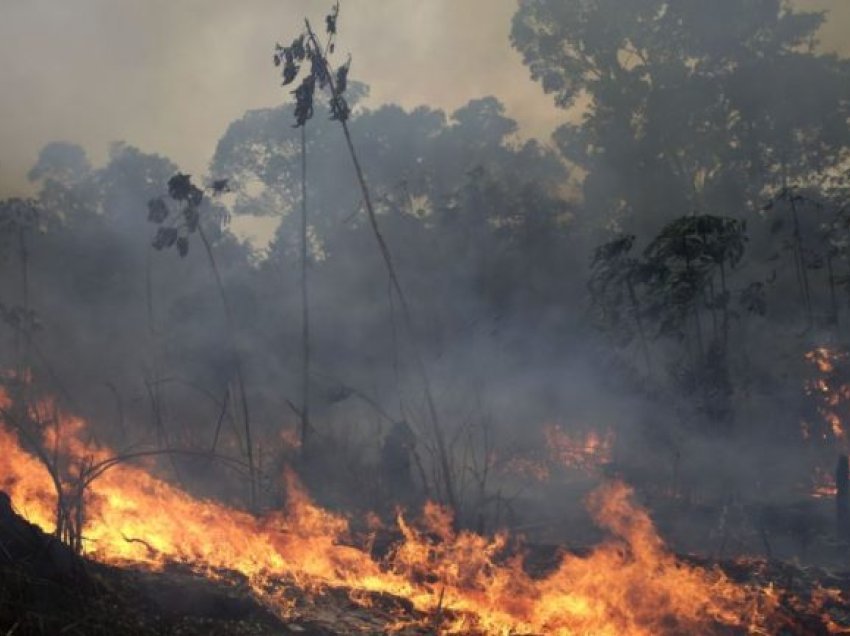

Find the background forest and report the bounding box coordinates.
[2,0,850,550]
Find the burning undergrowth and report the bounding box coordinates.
[1,388,848,634]
[803,347,850,503]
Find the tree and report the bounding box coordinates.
[590,215,748,428]
[212,92,576,507]
[511,0,850,233]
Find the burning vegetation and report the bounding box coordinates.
[4,0,850,633]
[804,347,850,444]
[1,386,849,634]
[803,348,850,504]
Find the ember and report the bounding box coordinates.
[544,424,614,474]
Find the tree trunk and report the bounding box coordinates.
[304,22,457,511]
[299,125,312,451]
[789,195,813,328]
[198,225,256,509]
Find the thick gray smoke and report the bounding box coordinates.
[1,0,849,566]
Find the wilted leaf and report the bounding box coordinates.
[326,2,339,35]
[291,34,306,60]
[168,174,203,206]
[310,52,330,89]
[335,58,350,95]
[153,226,178,250]
[329,94,350,122]
[292,74,316,127]
[167,174,193,201]
[282,59,299,86]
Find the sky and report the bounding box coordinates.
[1,0,848,200]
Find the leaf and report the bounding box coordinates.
[326,2,339,35]
[335,58,350,95]
[282,59,299,86]
[168,173,203,206]
[167,173,193,201]
[292,74,316,127]
[291,34,306,61]
[310,52,330,89]
[153,226,178,250]
[329,94,350,122]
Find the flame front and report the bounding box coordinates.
[0,393,801,634]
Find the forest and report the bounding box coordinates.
[1,1,850,634]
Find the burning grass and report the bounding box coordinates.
[0,390,848,634]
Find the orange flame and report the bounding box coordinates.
[0,391,809,634]
[804,347,849,441]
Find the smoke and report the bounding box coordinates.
[0,0,565,200]
[0,0,849,569]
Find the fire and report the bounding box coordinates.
[804,347,850,441]
[808,347,839,375]
[803,348,850,499]
[544,423,614,473]
[0,389,821,634]
[810,466,838,499]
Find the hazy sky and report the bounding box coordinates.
[1,0,848,199]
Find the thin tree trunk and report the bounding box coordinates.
[305,22,457,510]
[16,223,31,382]
[626,274,652,375]
[197,225,256,509]
[341,117,456,509]
[682,237,705,360]
[299,125,312,451]
[210,387,231,454]
[827,252,839,329]
[790,195,813,328]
